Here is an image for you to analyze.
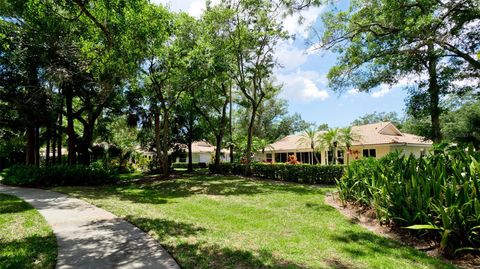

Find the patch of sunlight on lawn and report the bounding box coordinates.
[55,175,456,269]
[0,194,57,269]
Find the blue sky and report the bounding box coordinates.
[153,0,409,128]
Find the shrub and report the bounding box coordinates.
[337,145,480,254]
[171,162,208,169]
[2,164,118,187]
[209,162,344,184]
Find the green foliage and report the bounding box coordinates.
[210,163,344,184]
[352,111,403,129]
[337,146,480,254]
[2,164,118,187]
[171,162,207,169]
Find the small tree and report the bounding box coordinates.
[317,128,340,165]
[298,127,320,164]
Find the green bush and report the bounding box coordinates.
[2,164,118,187]
[337,145,480,254]
[209,162,344,184]
[171,162,207,169]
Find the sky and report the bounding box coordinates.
[151,0,410,128]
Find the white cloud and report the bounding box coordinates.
[275,41,309,71]
[150,0,220,17]
[371,85,391,98]
[277,70,329,102]
[347,88,359,95]
[282,6,324,38]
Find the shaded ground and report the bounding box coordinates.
[56,173,456,269]
[0,193,57,269]
[325,193,480,269]
[0,185,179,269]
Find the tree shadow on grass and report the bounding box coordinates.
[0,234,57,269]
[0,194,32,214]
[57,175,330,206]
[126,216,308,269]
[329,230,455,269]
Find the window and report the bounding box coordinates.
[275,153,287,163]
[179,155,187,163]
[313,152,321,164]
[327,150,342,164]
[327,151,334,164]
[337,150,344,164]
[363,149,377,158]
[266,153,273,162]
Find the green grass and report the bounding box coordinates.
[55,174,455,269]
[0,194,57,269]
[119,171,145,181]
[0,169,8,181]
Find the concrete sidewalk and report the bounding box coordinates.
[0,184,179,269]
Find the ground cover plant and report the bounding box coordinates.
[55,174,454,269]
[0,194,57,269]
[210,163,344,184]
[338,145,480,255]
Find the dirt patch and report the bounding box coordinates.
[325,192,480,269]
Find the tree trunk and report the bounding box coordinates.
[214,135,223,172]
[214,97,228,173]
[65,88,76,165]
[244,103,257,175]
[187,113,194,172]
[161,109,170,177]
[229,84,234,163]
[52,122,56,164]
[26,126,36,165]
[78,125,93,165]
[46,126,51,166]
[312,144,319,164]
[154,109,161,172]
[35,127,40,167]
[428,43,442,143]
[187,138,193,172]
[57,98,63,164]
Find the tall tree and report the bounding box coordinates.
[318,0,480,143]
[226,0,288,173]
[352,111,403,128]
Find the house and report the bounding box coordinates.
[173,141,230,164]
[255,122,433,165]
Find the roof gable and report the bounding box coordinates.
[378,123,403,136]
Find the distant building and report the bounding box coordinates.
[172,141,230,164]
[255,122,432,165]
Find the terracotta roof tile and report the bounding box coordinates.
[266,122,432,151]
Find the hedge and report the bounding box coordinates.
[2,164,118,187]
[209,162,344,184]
[171,162,207,169]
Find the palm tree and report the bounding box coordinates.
[317,128,340,164]
[254,138,274,154]
[298,127,320,164]
[339,127,359,165]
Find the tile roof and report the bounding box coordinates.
[266,122,432,152]
[177,141,229,154]
[351,122,432,146]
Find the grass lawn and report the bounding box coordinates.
[119,171,145,181]
[55,174,455,269]
[0,194,57,269]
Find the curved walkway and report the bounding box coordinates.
[0,184,179,269]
